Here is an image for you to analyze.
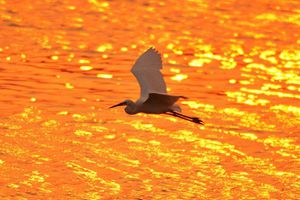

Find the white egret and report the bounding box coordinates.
[110,47,203,125]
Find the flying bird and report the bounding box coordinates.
[110,47,203,125]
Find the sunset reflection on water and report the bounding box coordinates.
[0,0,300,199]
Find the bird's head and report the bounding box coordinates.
[109,100,137,114]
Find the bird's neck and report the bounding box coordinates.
[125,101,138,115]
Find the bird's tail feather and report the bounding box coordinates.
[179,96,188,99]
[171,104,182,112]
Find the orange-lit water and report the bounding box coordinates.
[1,0,300,199]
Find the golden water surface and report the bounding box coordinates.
[0,0,300,199]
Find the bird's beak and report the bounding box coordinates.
[109,101,127,108]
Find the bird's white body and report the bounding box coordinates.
[110,47,203,124]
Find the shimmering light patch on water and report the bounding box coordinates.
[1,122,22,130]
[30,97,37,102]
[120,47,128,52]
[149,140,161,146]
[173,49,183,55]
[65,82,74,89]
[240,87,300,99]
[75,129,93,137]
[85,192,102,200]
[32,154,51,165]
[182,101,215,111]
[7,184,20,189]
[23,170,48,185]
[241,73,268,82]
[172,130,199,142]
[279,49,300,61]
[131,121,164,133]
[166,44,183,55]
[170,68,180,73]
[230,154,294,183]
[57,111,68,115]
[244,61,300,85]
[259,50,277,64]
[78,44,86,49]
[261,83,281,90]
[271,105,300,117]
[262,137,298,151]
[80,65,93,71]
[256,12,300,26]
[286,77,300,85]
[243,63,265,72]
[240,115,275,131]
[188,58,211,67]
[223,108,245,116]
[21,53,26,59]
[79,59,90,64]
[227,44,244,57]
[96,43,113,52]
[104,134,116,139]
[226,130,258,140]
[72,114,88,121]
[39,36,52,49]
[243,58,253,63]
[15,107,42,122]
[171,74,188,81]
[74,17,83,23]
[229,79,237,84]
[67,5,76,10]
[102,54,108,59]
[90,125,108,132]
[88,0,110,13]
[51,55,59,60]
[226,91,270,106]
[220,58,237,69]
[67,53,75,61]
[97,73,113,79]
[256,13,278,21]
[276,149,298,159]
[195,43,212,52]
[191,138,237,156]
[127,138,145,144]
[42,120,59,127]
[168,59,177,65]
[187,0,208,8]
[287,85,298,91]
[196,52,223,60]
[66,162,120,194]
[284,60,300,69]
[166,43,175,50]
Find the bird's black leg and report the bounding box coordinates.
[173,111,204,125]
[166,111,204,125]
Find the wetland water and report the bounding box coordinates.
[0,0,300,199]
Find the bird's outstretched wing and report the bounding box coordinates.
[143,93,187,107]
[131,47,167,103]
